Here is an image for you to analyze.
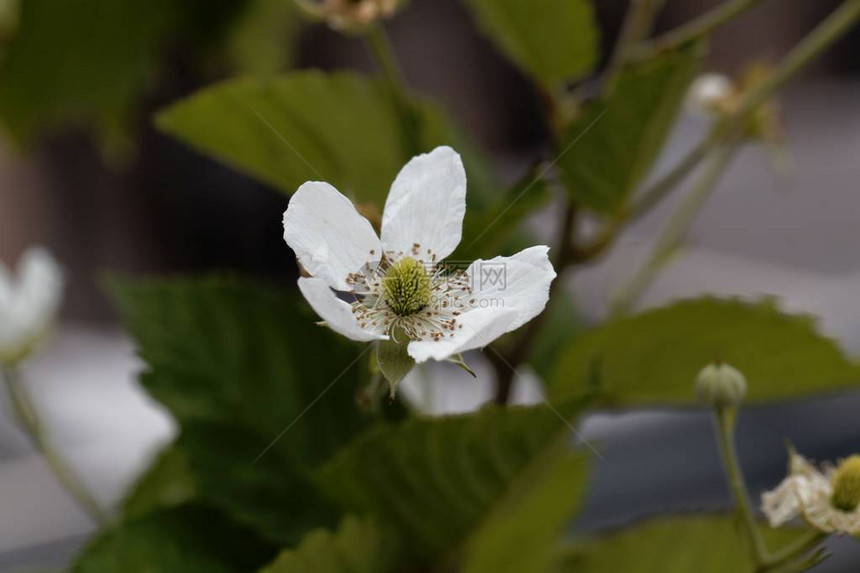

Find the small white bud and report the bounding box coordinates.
[695,362,747,407]
[687,74,734,115]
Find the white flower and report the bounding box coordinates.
[762,449,860,536]
[687,73,735,115]
[0,247,64,366]
[283,146,556,364]
[297,0,401,31]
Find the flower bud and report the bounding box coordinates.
[686,74,735,116]
[695,362,747,407]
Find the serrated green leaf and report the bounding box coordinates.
[259,516,403,573]
[71,505,275,573]
[463,449,588,573]
[558,515,812,572]
[316,400,589,562]
[122,444,196,519]
[108,277,371,543]
[156,72,402,204]
[550,297,860,407]
[557,44,704,215]
[460,0,599,86]
[156,70,499,208]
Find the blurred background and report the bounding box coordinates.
[2,0,860,569]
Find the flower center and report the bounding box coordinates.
[382,257,431,317]
[831,455,860,512]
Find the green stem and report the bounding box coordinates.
[2,367,111,525]
[633,0,766,60]
[740,0,860,114]
[575,0,860,261]
[713,405,771,567]
[366,24,423,157]
[610,141,738,316]
[604,0,665,91]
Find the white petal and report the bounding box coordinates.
[407,308,520,363]
[284,182,381,291]
[0,247,63,356]
[762,476,804,527]
[297,277,386,342]
[381,146,466,261]
[467,245,556,333]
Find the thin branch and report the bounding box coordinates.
[604,0,665,90]
[609,141,738,316]
[634,0,767,61]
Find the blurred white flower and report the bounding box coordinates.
[0,247,64,366]
[762,448,860,536]
[686,73,735,115]
[297,0,401,31]
[283,146,556,364]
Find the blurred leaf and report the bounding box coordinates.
[259,516,404,573]
[460,0,599,86]
[109,277,372,544]
[227,0,302,76]
[71,505,275,573]
[529,290,586,382]
[0,0,176,143]
[316,400,590,562]
[463,449,588,573]
[0,0,256,145]
[456,165,551,261]
[557,44,703,215]
[157,71,497,207]
[558,515,811,572]
[123,445,196,519]
[550,297,860,407]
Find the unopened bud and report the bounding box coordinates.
[687,74,735,116]
[695,362,747,407]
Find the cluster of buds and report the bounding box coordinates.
[296,0,402,33]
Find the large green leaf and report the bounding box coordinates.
[259,516,403,573]
[316,400,590,563]
[557,44,703,215]
[109,277,372,543]
[71,505,275,573]
[156,71,497,206]
[463,449,588,573]
[460,0,599,86]
[560,515,812,572]
[550,297,860,407]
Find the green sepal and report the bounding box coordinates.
[376,330,415,399]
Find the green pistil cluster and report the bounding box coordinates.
[832,455,860,512]
[382,257,431,317]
